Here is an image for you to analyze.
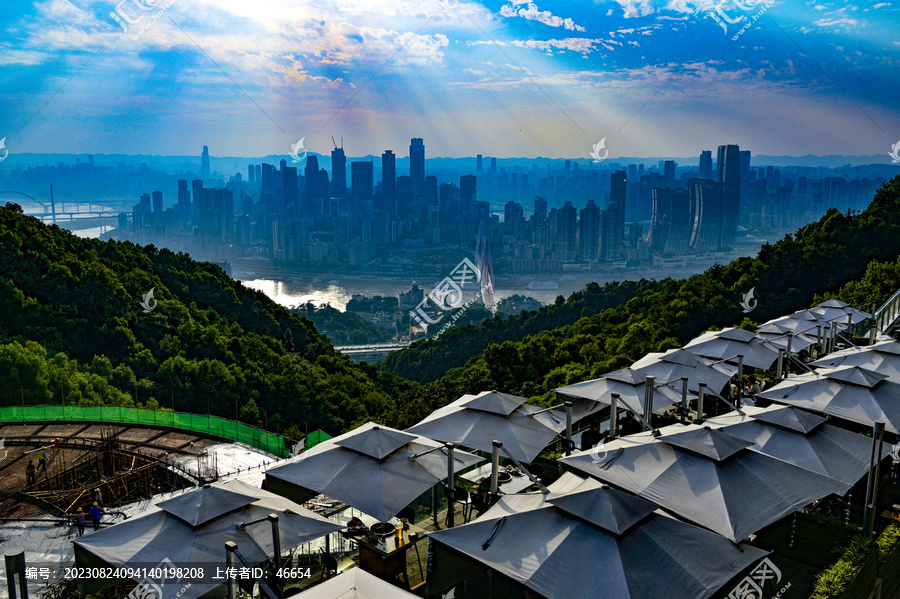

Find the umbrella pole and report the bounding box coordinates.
[776,350,784,383]
[609,393,619,440]
[643,376,655,431]
[268,514,284,599]
[564,402,573,456]
[865,421,886,536]
[446,443,455,528]
[490,441,501,498]
[696,383,706,424]
[737,355,744,409]
[225,541,237,599]
[870,315,877,345]
[680,378,688,425]
[785,334,793,379]
[817,325,823,355]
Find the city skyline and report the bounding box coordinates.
[1,0,898,159]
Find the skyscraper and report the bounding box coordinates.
[332,145,347,198]
[396,176,413,220]
[191,179,203,223]
[351,161,373,201]
[556,201,577,262]
[610,170,627,247]
[177,179,189,215]
[664,161,676,187]
[476,154,483,175]
[303,155,320,215]
[381,150,396,216]
[717,144,741,248]
[578,199,601,262]
[410,138,425,197]
[460,175,476,205]
[247,164,255,184]
[689,178,724,253]
[699,150,713,180]
[151,190,163,213]
[201,146,210,179]
[283,167,298,212]
[600,207,622,262]
[534,197,547,223]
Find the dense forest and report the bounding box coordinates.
[288,302,392,346]
[0,203,413,434]
[2,174,900,439]
[379,175,900,428]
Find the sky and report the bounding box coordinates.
[1,0,898,161]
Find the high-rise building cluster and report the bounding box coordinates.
[105,140,887,272]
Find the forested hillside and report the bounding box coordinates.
[0,203,413,434]
[380,175,900,429]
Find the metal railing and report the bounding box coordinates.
[876,287,900,335]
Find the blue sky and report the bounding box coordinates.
[1,0,898,160]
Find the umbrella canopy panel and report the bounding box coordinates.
[407,391,566,463]
[74,479,343,599]
[555,367,686,418]
[428,472,769,599]
[294,568,420,598]
[755,366,900,434]
[559,427,849,542]
[267,422,484,522]
[684,327,781,370]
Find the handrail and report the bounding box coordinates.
[875,287,900,334]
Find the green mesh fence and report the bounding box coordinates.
[0,406,287,457]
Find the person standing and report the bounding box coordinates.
[26,461,36,486]
[89,502,104,531]
[73,508,86,537]
[37,447,47,473]
[94,488,103,507]
[580,422,606,451]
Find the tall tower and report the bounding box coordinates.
[305,155,320,214]
[699,150,713,180]
[556,201,577,262]
[201,146,210,179]
[351,161,374,201]
[410,138,425,197]
[717,144,741,248]
[332,144,347,198]
[460,175,477,205]
[578,199,601,262]
[382,150,396,216]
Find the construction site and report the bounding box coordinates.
[0,412,286,599]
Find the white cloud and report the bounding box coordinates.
[814,17,860,28]
[499,3,586,31]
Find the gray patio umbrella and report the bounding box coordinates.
[294,568,420,598]
[684,327,781,370]
[755,365,900,433]
[427,472,769,599]
[630,348,737,396]
[555,367,687,418]
[810,299,872,325]
[810,340,900,382]
[757,316,820,335]
[73,479,343,599]
[701,405,891,486]
[559,425,847,542]
[405,391,567,463]
[266,422,483,522]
